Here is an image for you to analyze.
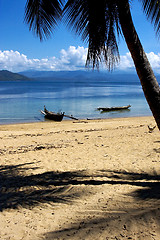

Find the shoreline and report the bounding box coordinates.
[1,115,160,240]
[0,114,153,127]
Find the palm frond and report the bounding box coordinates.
[140,0,160,36]
[24,0,64,41]
[64,0,121,70]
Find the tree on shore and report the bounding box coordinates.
[25,0,160,129]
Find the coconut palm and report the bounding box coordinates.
[25,0,160,129]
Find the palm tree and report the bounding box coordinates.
[25,0,160,129]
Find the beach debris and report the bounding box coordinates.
[148,125,156,133]
[0,143,70,155]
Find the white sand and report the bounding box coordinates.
[0,116,160,240]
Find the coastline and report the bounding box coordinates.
[0,112,152,126]
[1,115,160,239]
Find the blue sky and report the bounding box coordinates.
[0,0,160,73]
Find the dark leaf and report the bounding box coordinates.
[140,0,160,36]
[24,0,64,41]
[63,0,121,70]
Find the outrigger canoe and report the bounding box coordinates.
[41,106,64,121]
[41,106,78,121]
[97,105,131,112]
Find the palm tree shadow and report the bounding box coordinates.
[99,169,160,199]
[42,169,160,240]
[1,163,160,238]
[1,163,160,212]
[0,162,90,211]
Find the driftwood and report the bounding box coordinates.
[97,105,131,112]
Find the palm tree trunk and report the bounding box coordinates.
[117,0,160,130]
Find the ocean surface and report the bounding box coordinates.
[0,76,152,124]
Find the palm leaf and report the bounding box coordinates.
[24,0,64,41]
[64,0,121,70]
[140,0,160,36]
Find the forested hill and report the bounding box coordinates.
[0,70,30,81]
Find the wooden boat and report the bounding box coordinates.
[97,105,131,112]
[41,106,64,121]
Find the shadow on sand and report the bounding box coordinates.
[1,162,160,238]
[0,162,89,211]
[1,162,160,210]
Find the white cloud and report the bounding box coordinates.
[118,52,134,70]
[60,46,88,67]
[146,52,160,72]
[0,46,88,72]
[117,51,160,73]
[1,47,160,73]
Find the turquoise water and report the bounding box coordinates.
[0,77,151,124]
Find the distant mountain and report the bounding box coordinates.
[0,70,30,81]
[19,70,141,82]
[19,70,101,79]
[19,70,160,84]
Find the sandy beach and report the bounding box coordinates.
[0,116,160,240]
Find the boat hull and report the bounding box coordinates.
[97,105,131,112]
[44,114,64,121]
[41,110,64,122]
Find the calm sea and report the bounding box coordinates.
[0,76,152,124]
